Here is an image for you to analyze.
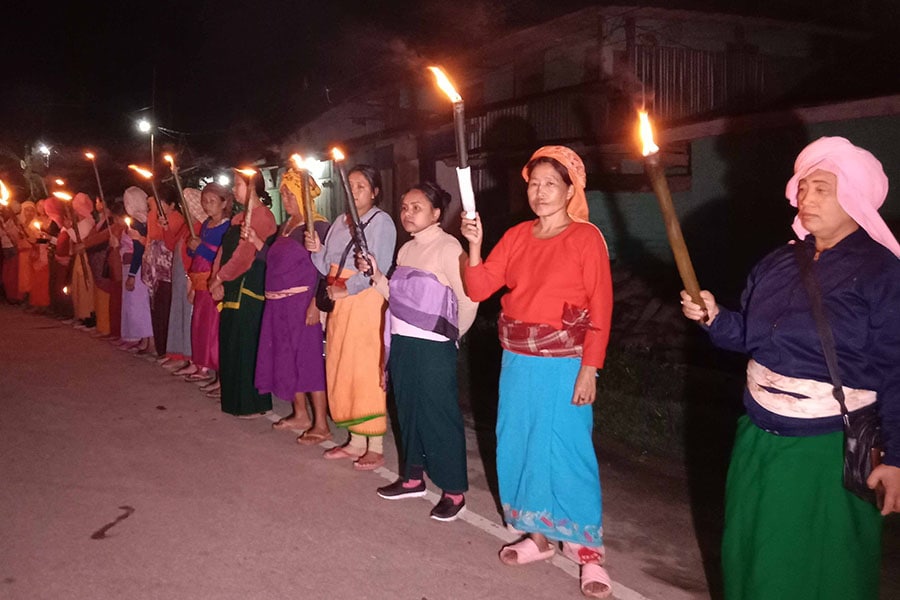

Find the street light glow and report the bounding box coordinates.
[217,175,231,186]
[137,119,153,133]
[38,144,50,156]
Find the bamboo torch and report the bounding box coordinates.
[331,147,373,276]
[235,168,256,236]
[638,111,707,322]
[290,154,315,236]
[52,191,92,291]
[427,66,476,219]
[128,164,167,227]
[163,154,198,240]
[84,152,106,207]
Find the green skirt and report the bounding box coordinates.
[219,294,272,416]
[723,415,882,600]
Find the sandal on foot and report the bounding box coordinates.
[297,430,333,446]
[323,445,364,461]
[185,372,213,383]
[352,452,385,471]
[205,389,221,399]
[236,410,271,420]
[499,537,556,565]
[272,419,309,432]
[580,563,612,598]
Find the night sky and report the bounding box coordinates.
[1,0,897,169]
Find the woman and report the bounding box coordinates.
[81,196,113,337]
[162,187,204,373]
[250,167,331,443]
[305,164,397,470]
[209,171,276,417]
[0,204,20,303]
[681,136,900,600]
[16,200,38,306]
[104,200,127,341]
[42,196,72,318]
[120,186,155,353]
[65,193,97,329]
[182,184,232,395]
[142,186,178,357]
[28,199,51,312]
[364,182,478,520]
[461,146,613,598]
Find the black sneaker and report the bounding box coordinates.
[430,495,466,522]
[377,478,427,500]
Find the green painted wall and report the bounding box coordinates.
[588,113,900,300]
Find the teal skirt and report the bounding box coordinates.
[496,350,602,546]
[723,415,882,600]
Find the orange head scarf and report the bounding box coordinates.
[280,168,327,224]
[521,145,589,222]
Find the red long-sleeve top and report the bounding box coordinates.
[464,220,613,368]
[215,205,277,282]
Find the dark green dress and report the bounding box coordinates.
[218,223,273,416]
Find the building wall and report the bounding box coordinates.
[588,112,900,300]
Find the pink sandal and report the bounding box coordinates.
[579,563,612,598]
[498,537,556,565]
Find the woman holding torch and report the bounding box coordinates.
[362,181,479,520]
[179,183,233,395]
[305,163,396,470]
[250,166,331,442]
[681,137,900,600]
[119,186,155,353]
[461,146,614,598]
[208,170,277,418]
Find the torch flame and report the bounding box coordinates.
[427,66,462,103]
[63,286,69,295]
[125,217,132,227]
[128,164,154,179]
[32,220,41,230]
[163,154,175,166]
[638,111,660,157]
[0,180,9,205]
[290,154,304,170]
[84,152,95,160]
[54,178,65,186]
[53,191,73,201]
[331,148,345,162]
[235,168,256,177]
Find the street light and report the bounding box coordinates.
[136,118,155,171]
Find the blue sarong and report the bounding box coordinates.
[497,350,603,546]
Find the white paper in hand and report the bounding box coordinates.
[456,167,476,219]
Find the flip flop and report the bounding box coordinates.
[353,452,385,471]
[323,445,364,461]
[236,411,272,420]
[579,563,612,598]
[297,431,333,446]
[272,419,309,432]
[499,537,556,565]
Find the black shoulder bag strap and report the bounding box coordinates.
[337,210,379,271]
[793,243,850,424]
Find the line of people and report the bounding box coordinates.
[4,145,615,598]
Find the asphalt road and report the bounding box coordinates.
[8,301,891,599]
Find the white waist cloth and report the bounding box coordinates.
[264,285,308,300]
[746,359,877,419]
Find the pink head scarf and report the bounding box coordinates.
[182,188,206,224]
[43,196,65,227]
[785,136,899,258]
[73,192,94,219]
[521,145,589,222]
